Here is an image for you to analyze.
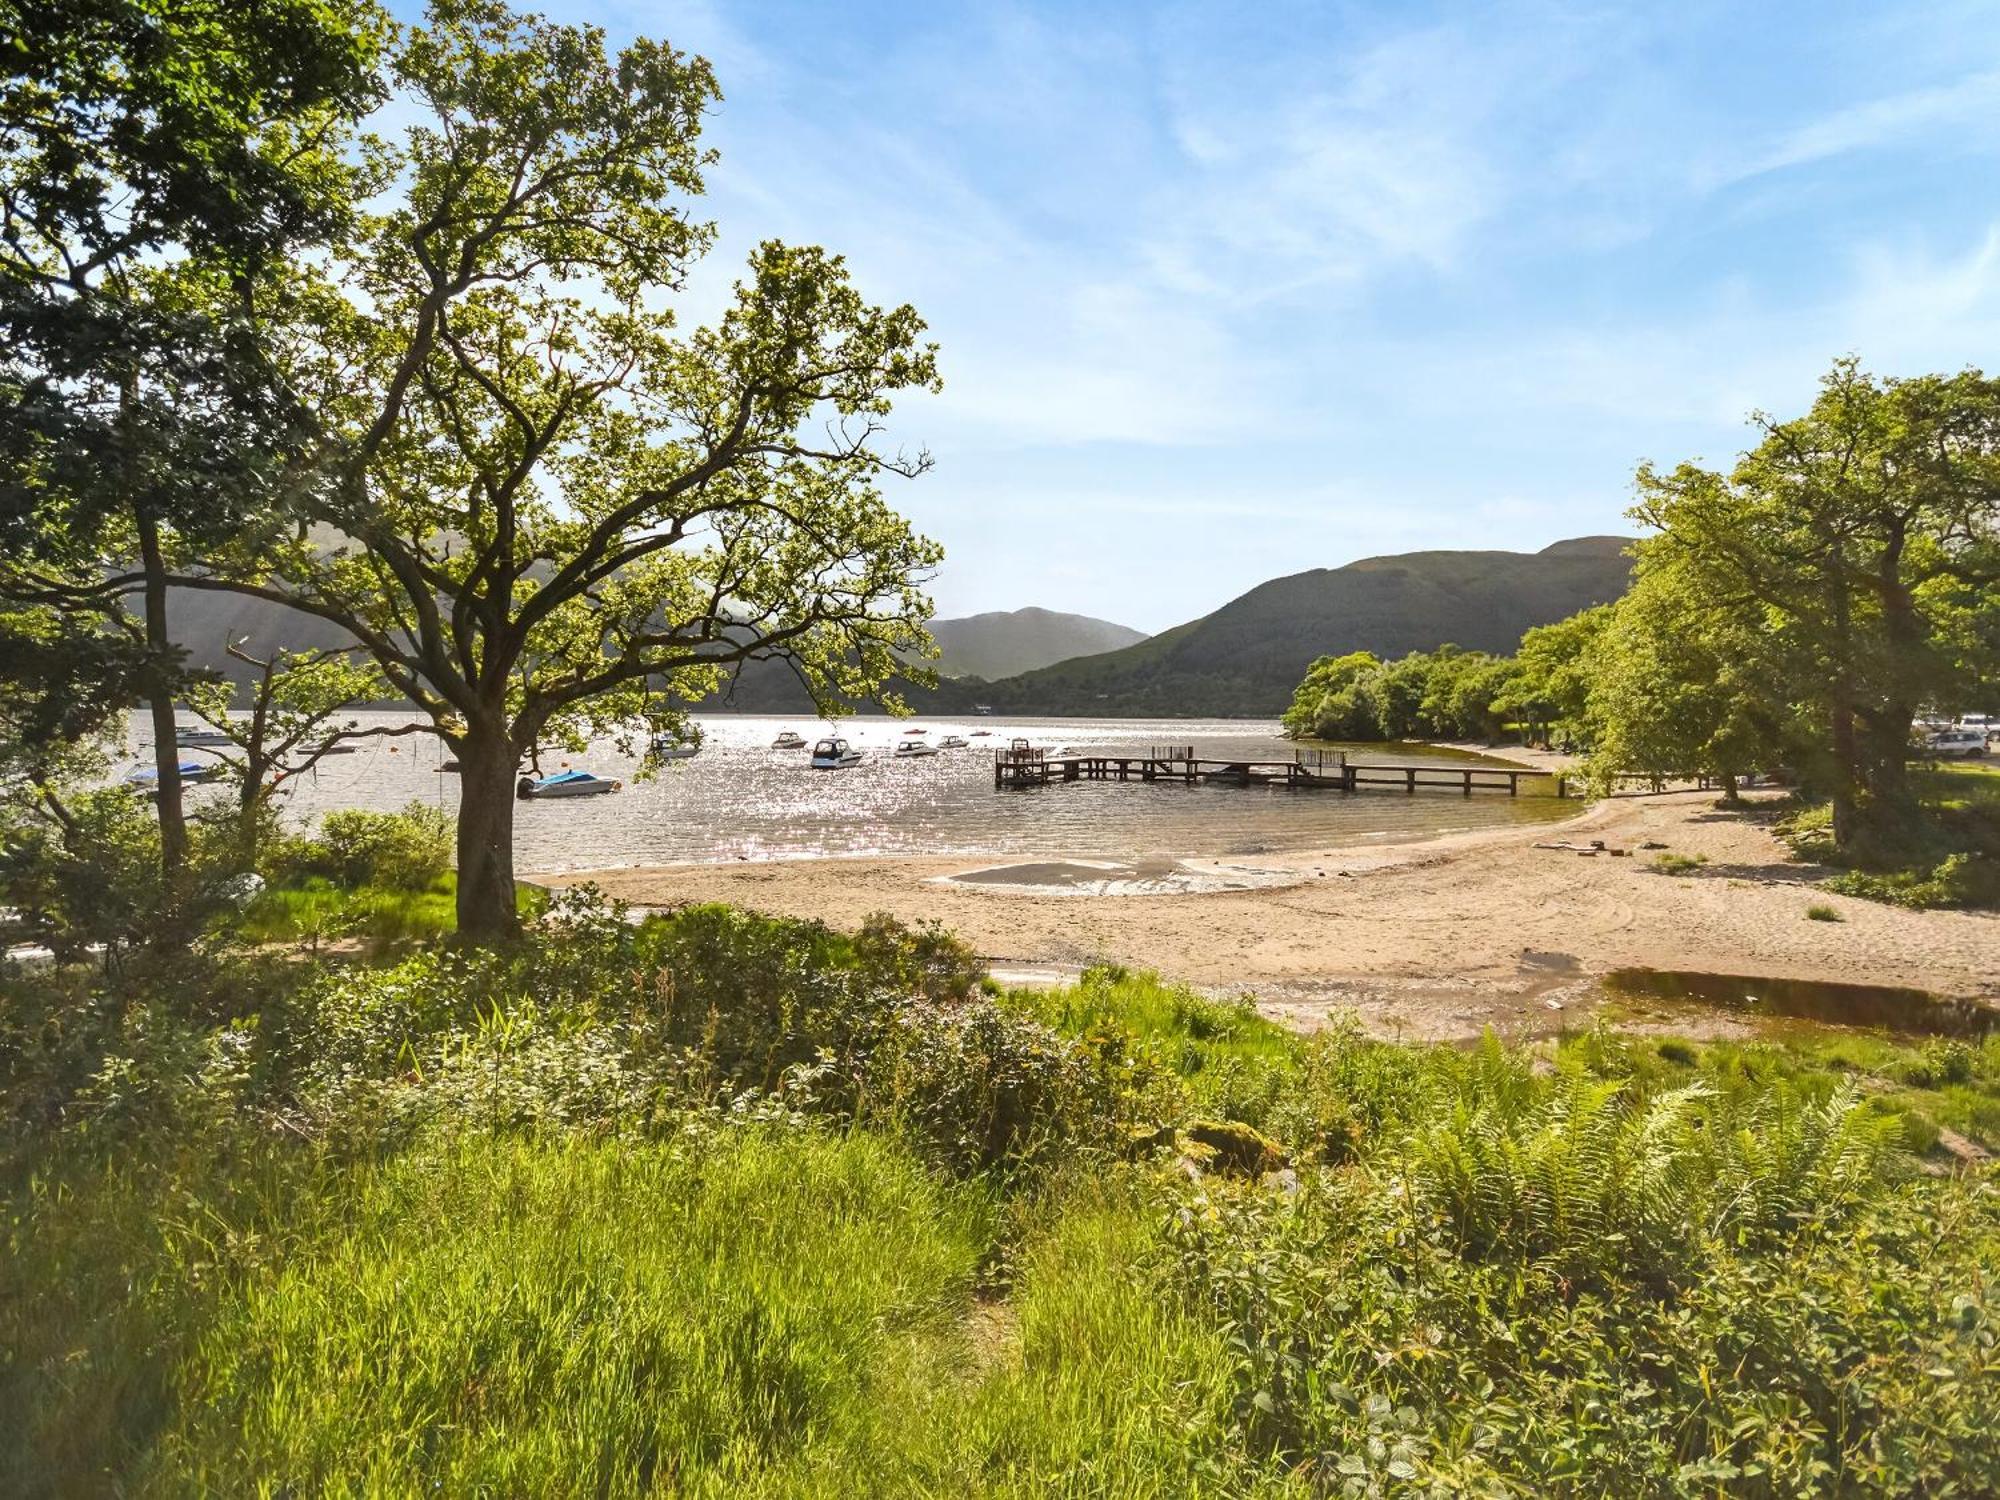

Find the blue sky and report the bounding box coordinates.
[584,1,2000,631]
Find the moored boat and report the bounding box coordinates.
[937,735,969,750]
[648,731,701,761]
[810,737,863,769]
[126,759,222,787]
[174,727,233,748]
[772,730,807,749]
[894,739,939,758]
[517,769,622,799]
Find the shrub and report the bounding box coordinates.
[1825,851,1998,910]
[1895,1038,1976,1090]
[1804,902,1844,921]
[285,803,454,891]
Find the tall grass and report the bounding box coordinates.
[6,905,2000,1496]
[235,873,542,946]
[6,1128,993,1497]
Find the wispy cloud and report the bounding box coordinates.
[1703,69,2000,188]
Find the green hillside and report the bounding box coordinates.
[927,607,1146,680]
[938,537,1636,717]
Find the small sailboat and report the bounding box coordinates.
[517,769,622,799]
[894,738,939,758]
[771,730,807,749]
[810,737,863,770]
[937,735,970,750]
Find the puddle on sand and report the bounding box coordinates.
[1604,968,1998,1038]
[936,856,1294,898]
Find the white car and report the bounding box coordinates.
[1926,729,1987,759]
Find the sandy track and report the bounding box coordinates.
[533,788,1997,1039]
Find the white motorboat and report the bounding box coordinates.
[810,737,863,770]
[772,730,807,749]
[517,769,622,799]
[937,735,969,750]
[648,731,701,761]
[894,739,939,758]
[175,727,233,747]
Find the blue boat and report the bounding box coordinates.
[517,769,622,799]
[125,760,221,787]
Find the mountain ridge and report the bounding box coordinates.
[926,606,1147,680]
[924,535,1635,716]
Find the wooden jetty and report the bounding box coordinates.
[994,742,1566,797]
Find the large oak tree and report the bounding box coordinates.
[162,1,942,940]
[1633,358,1999,848]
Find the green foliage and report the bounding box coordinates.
[1583,543,1785,791]
[234,874,546,948]
[1804,903,1844,921]
[1782,766,2000,909]
[1282,645,1521,744]
[7,914,2000,1495]
[284,802,455,891]
[0,781,262,965]
[1632,358,2000,848]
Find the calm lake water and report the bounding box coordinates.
[126,712,1579,872]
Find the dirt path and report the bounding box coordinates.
[534,788,1997,1040]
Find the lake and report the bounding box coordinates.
[126,712,1580,872]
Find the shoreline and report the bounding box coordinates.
[531,762,1997,1041]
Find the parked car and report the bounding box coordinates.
[1925,728,1987,759]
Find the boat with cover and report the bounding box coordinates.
[126,759,222,786]
[810,737,863,769]
[937,735,969,750]
[517,769,622,799]
[894,739,939,758]
[772,730,807,749]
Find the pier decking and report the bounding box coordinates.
[993,743,1567,797]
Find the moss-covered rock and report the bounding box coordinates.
[1181,1119,1285,1177]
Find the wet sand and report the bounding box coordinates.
[534,783,1999,1041]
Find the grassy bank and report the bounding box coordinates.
[4,901,1998,1495]
[1781,761,2000,909]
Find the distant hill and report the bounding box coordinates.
[930,537,1636,717]
[928,607,1147,680]
[160,590,1147,708]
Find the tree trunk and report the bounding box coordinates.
[454,731,521,942]
[1719,771,1741,804]
[137,507,189,887]
[1829,700,1858,848]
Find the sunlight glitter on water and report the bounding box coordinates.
[124,712,1580,871]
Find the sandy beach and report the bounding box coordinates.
[535,776,1998,1040]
